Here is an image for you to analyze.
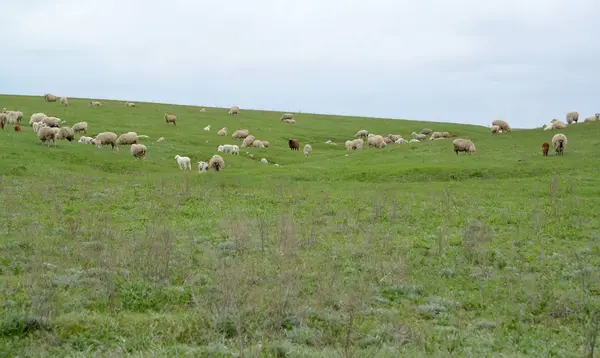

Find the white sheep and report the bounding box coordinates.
[368,135,387,148]
[261,158,269,164]
[175,155,192,170]
[198,161,209,172]
[491,125,503,135]
[552,120,567,130]
[232,145,240,155]
[89,100,102,106]
[491,120,511,132]
[209,155,225,171]
[542,122,554,131]
[29,113,47,126]
[217,145,224,152]
[303,144,312,156]
[217,127,227,136]
[60,96,68,106]
[409,139,420,143]
[552,133,567,155]
[430,132,443,140]
[157,137,165,142]
[130,144,147,160]
[411,132,426,140]
[228,106,239,115]
[452,138,476,154]
[72,122,88,134]
[204,124,211,131]
[566,111,579,124]
[78,136,93,144]
[32,121,48,133]
[395,138,408,144]
[125,101,136,107]
[355,130,369,139]
[584,113,600,122]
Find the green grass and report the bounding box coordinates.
[1,94,599,357]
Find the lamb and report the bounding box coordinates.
[303,144,312,156]
[232,129,249,139]
[566,111,579,124]
[164,113,177,125]
[37,127,60,146]
[55,127,75,141]
[217,145,224,153]
[93,132,118,151]
[208,154,225,171]
[368,135,387,148]
[388,134,402,142]
[289,139,300,151]
[241,135,256,148]
[355,130,369,139]
[29,113,46,126]
[157,137,165,142]
[4,110,23,124]
[71,122,88,134]
[78,136,93,144]
[198,161,209,172]
[552,133,567,155]
[252,140,265,148]
[60,96,68,106]
[552,120,567,130]
[116,132,138,146]
[13,124,22,132]
[280,113,294,121]
[541,142,550,156]
[395,138,408,144]
[261,140,270,148]
[420,128,433,135]
[491,125,502,135]
[491,120,511,132]
[204,124,211,131]
[232,145,240,155]
[217,127,227,136]
[430,132,444,140]
[41,116,61,128]
[584,113,600,122]
[89,100,102,106]
[411,132,426,140]
[452,138,476,155]
[32,121,48,133]
[199,108,207,112]
[130,144,147,160]
[228,106,239,115]
[409,139,420,143]
[125,101,136,107]
[175,155,192,170]
[261,158,269,164]
[44,93,57,102]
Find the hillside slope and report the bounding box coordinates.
[1,94,599,357]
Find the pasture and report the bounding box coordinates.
[0,94,599,357]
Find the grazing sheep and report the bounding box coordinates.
[130,144,147,159]
[32,121,48,133]
[289,139,300,151]
[491,125,502,135]
[351,138,364,150]
[219,144,236,154]
[566,111,579,124]
[204,124,211,131]
[232,129,249,139]
[280,113,294,121]
[552,120,567,130]
[261,140,270,148]
[395,138,408,144]
[441,132,450,138]
[355,130,369,139]
[164,113,177,125]
[116,132,138,146]
[78,136,93,144]
[93,132,118,151]
[411,132,426,140]
[217,145,224,153]
[542,142,550,156]
[252,140,265,148]
[41,116,60,128]
[368,135,387,148]
[452,138,476,155]
[241,135,256,148]
[303,144,312,156]
[584,113,600,122]
[420,128,433,135]
[125,101,136,107]
[491,120,511,132]
[37,127,60,146]
[217,127,227,136]
[0,113,6,129]
[228,106,239,115]
[198,161,209,172]
[60,96,68,106]
[232,145,240,155]
[282,118,296,124]
[157,137,165,142]
[13,124,22,132]
[175,155,192,170]
[552,133,567,155]
[3,110,23,124]
[55,127,75,141]
[325,140,337,145]
[430,132,443,140]
[89,100,102,106]
[388,134,402,142]
[29,113,47,126]
[44,93,57,102]
[208,155,225,171]
[261,158,269,164]
[200,108,207,112]
[71,121,88,134]
[383,137,393,144]
[409,139,420,143]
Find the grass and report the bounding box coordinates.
[1,93,599,357]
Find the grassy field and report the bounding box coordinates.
[0,94,599,357]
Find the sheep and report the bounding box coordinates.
[232,129,249,139]
[355,130,369,139]
[198,161,209,172]
[566,111,579,124]
[129,144,147,160]
[78,136,93,144]
[200,108,207,112]
[261,140,270,148]
[420,128,433,135]
[430,132,444,140]
[368,135,386,148]
[228,106,239,115]
[491,120,511,132]
[38,127,60,146]
[41,116,60,128]
[217,145,224,152]
[345,140,353,150]
[411,132,426,140]
[383,137,393,144]
[261,158,269,164]
[217,127,227,136]
[125,101,136,107]
[13,124,22,132]
[232,145,240,155]
[491,125,502,135]
[60,96,68,106]
[542,142,550,156]
[71,121,88,134]
[164,113,177,125]
[204,124,211,131]
[282,118,296,124]
[552,133,567,155]
[89,100,102,106]
[289,139,300,151]
[157,137,165,142]
[252,140,265,148]
[208,154,225,171]
[93,132,118,151]
[247,152,254,158]
[175,155,192,170]
[241,135,256,148]
[44,93,57,102]
[409,139,420,143]
[584,113,600,122]
[395,138,408,144]
[138,135,149,139]
[303,144,312,156]
[55,127,75,141]
[29,113,47,126]
[280,113,294,121]
[388,134,402,142]
[0,113,6,129]
[441,132,450,138]
[116,132,138,146]
[452,138,476,155]
[4,110,23,124]
[32,121,48,133]
[552,120,567,130]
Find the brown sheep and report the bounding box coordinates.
[13,124,22,132]
[541,142,549,156]
[289,139,300,151]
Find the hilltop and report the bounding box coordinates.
[0,94,599,357]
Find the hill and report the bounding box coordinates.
[1,94,599,357]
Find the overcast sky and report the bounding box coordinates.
[2,0,598,128]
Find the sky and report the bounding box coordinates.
[1,0,599,129]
